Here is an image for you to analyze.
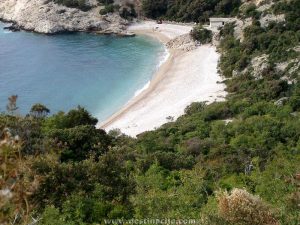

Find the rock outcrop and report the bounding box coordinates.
[0,0,131,35]
[250,54,270,79]
[166,34,198,52]
[259,14,285,28]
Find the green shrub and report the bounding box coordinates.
[53,0,92,11]
[190,26,212,43]
[241,3,261,19]
[97,0,114,4]
[120,4,137,19]
[142,0,241,22]
[184,102,206,115]
[100,4,115,15]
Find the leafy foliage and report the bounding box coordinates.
[142,0,241,22]
[190,26,212,44]
[99,4,116,15]
[52,0,92,11]
[30,104,50,118]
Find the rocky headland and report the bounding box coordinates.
[0,0,132,35]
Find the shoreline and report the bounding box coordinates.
[0,18,226,136]
[131,29,171,44]
[100,49,177,132]
[99,22,227,136]
[99,24,179,132]
[99,38,175,127]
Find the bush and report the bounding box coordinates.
[120,4,137,19]
[142,0,168,19]
[42,106,98,131]
[47,125,111,162]
[53,0,92,11]
[241,3,261,19]
[97,0,114,4]
[190,26,212,44]
[217,189,278,225]
[184,102,206,115]
[30,103,50,118]
[100,4,115,15]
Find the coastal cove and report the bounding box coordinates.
[2,1,299,223]
[0,22,166,121]
[101,22,227,136]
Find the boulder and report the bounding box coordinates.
[274,97,289,106]
[259,14,285,28]
[251,54,269,79]
[166,34,197,51]
[3,23,20,31]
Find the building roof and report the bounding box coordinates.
[209,18,232,22]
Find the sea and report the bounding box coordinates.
[0,22,166,121]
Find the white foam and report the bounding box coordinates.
[157,48,170,68]
[133,47,169,98]
[134,81,150,97]
[1,22,13,34]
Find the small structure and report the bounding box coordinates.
[209,18,232,29]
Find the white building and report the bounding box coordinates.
[209,18,232,29]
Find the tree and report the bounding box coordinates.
[142,0,168,19]
[53,0,92,11]
[97,0,114,4]
[30,103,50,118]
[42,106,98,131]
[6,95,18,115]
[190,26,212,44]
[47,125,111,162]
[184,102,207,115]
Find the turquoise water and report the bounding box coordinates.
[0,22,165,121]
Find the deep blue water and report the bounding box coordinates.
[0,22,165,121]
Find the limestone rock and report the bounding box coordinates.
[234,18,252,41]
[250,54,269,79]
[259,14,285,28]
[274,97,289,106]
[166,34,198,52]
[0,0,128,34]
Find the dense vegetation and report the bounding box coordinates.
[52,0,115,12]
[190,26,212,44]
[99,4,116,15]
[1,0,300,224]
[142,0,241,22]
[53,0,92,11]
[219,0,300,77]
[52,0,137,19]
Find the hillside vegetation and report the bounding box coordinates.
[52,0,93,11]
[1,0,299,224]
[52,0,137,18]
[142,0,241,22]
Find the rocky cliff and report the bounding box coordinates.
[0,0,130,34]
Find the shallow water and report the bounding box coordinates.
[0,22,165,121]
